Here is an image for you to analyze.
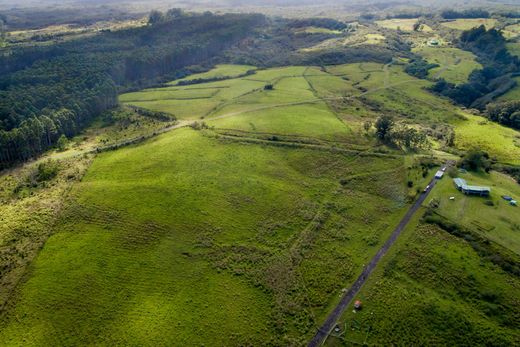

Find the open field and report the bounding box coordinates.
[295,27,343,35]
[413,47,481,84]
[497,77,520,102]
[375,19,419,32]
[326,219,520,346]
[453,114,520,165]
[503,23,520,39]
[507,42,520,58]
[440,18,497,30]
[427,171,520,254]
[4,58,520,346]
[168,64,257,85]
[0,128,409,345]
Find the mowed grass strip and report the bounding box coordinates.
[0,127,409,345]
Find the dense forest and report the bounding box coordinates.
[0,11,265,168]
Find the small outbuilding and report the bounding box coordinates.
[435,170,444,179]
[354,300,362,310]
[511,200,517,206]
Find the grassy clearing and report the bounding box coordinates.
[453,113,520,165]
[0,156,93,309]
[120,78,266,120]
[363,34,385,44]
[497,77,520,101]
[427,170,520,254]
[503,23,520,39]
[169,64,256,85]
[413,47,481,84]
[327,220,520,346]
[375,19,418,31]
[441,18,497,30]
[295,27,343,35]
[0,128,408,345]
[507,42,520,58]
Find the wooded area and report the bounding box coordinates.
[0,11,265,168]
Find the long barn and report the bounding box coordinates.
[453,178,490,196]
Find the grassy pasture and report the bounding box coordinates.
[0,128,408,345]
[295,27,343,35]
[413,47,481,84]
[502,23,520,39]
[375,19,418,31]
[507,42,520,58]
[427,171,520,254]
[169,64,256,85]
[327,220,520,346]
[497,77,520,101]
[441,18,497,30]
[453,113,520,165]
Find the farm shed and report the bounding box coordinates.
[463,185,491,196]
[453,178,490,196]
[453,178,466,190]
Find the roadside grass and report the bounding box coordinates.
[0,128,408,345]
[452,113,520,165]
[427,170,520,254]
[497,77,520,101]
[413,47,481,84]
[169,64,257,85]
[375,19,419,31]
[327,219,520,346]
[441,18,497,30]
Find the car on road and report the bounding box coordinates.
[423,185,430,193]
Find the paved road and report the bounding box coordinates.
[308,164,451,347]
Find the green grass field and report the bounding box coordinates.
[497,77,520,102]
[413,47,481,84]
[0,128,409,345]
[441,18,497,30]
[295,27,343,35]
[375,19,419,31]
[507,42,520,58]
[453,113,520,165]
[327,219,520,346]
[427,171,520,254]
[170,64,257,85]
[503,23,520,39]
[3,59,520,346]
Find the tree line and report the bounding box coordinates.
[0,11,265,168]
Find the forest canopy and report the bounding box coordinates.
[0,11,265,167]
